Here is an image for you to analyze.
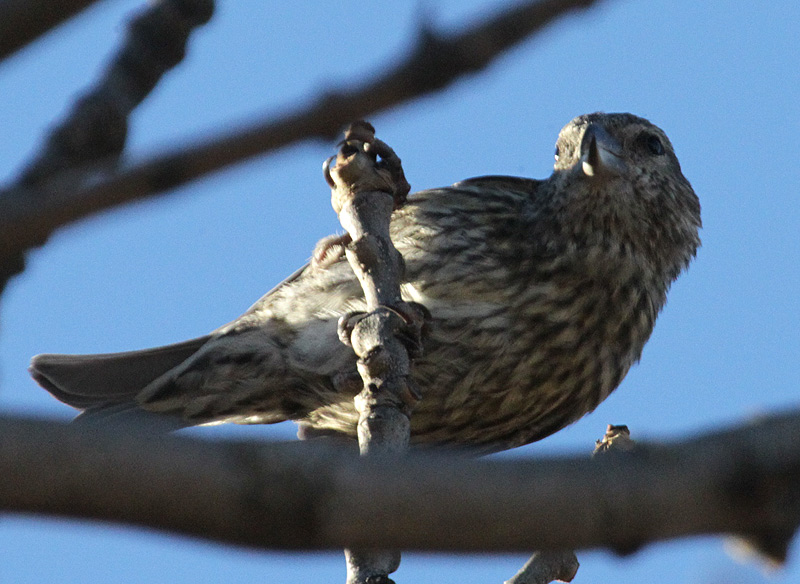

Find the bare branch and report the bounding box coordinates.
[0,0,213,292]
[0,0,604,273]
[326,123,418,582]
[16,0,215,187]
[0,0,102,62]
[2,411,800,563]
[326,122,417,455]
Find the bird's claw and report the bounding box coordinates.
[337,301,429,358]
[381,301,429,359]
[312,233,351,268]
[337,311,366,347]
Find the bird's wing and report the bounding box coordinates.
[227,175,542,330]
[215,262,311,332]
[452,175,541,194]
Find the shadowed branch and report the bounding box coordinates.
[0,0,605,277]
[0,0,214,292]
[1,411,798,562]
[0,0,102,62]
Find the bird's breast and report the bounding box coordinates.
[402,248,661,451]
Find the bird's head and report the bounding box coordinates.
[547,112,701,278]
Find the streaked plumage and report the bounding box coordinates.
[31,113,701,454]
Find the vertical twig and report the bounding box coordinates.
[324,121,420,583]
[507,425,635,584]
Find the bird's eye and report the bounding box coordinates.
[645,134,665,156]
[554,145,560,162]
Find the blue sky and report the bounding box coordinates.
[1,1,798,582]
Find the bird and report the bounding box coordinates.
[30,112,701,454]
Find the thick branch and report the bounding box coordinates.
[0,0,604,269]
[2,411,800,562]
[0,0,102,62]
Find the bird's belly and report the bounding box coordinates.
[405,334,616,452]
[303,306,640,453]
[300,271,654,453]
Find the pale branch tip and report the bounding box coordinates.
[505,550,580,584]
[343,121,377,143]
[593,423,635,456]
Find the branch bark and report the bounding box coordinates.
[325,123,418,583]
[325,121,416,456]
[2,411,799,564]
[0,0,102,62]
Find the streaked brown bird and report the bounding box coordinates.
[30,113,701,454]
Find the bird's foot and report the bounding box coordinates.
[312,233,351,268]
[337,301,428,359]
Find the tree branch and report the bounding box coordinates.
[0,0,213,291]
[0,0,102,62]
[17,0,214,187]
[2,411,799,563]
[325,123,418,583]
[0,0,604,274]
[326,121,417,456]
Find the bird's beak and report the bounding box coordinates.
[580,124,626,179]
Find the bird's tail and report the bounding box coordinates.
[29,336,211,429]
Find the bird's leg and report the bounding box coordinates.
[383,301,429,359]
